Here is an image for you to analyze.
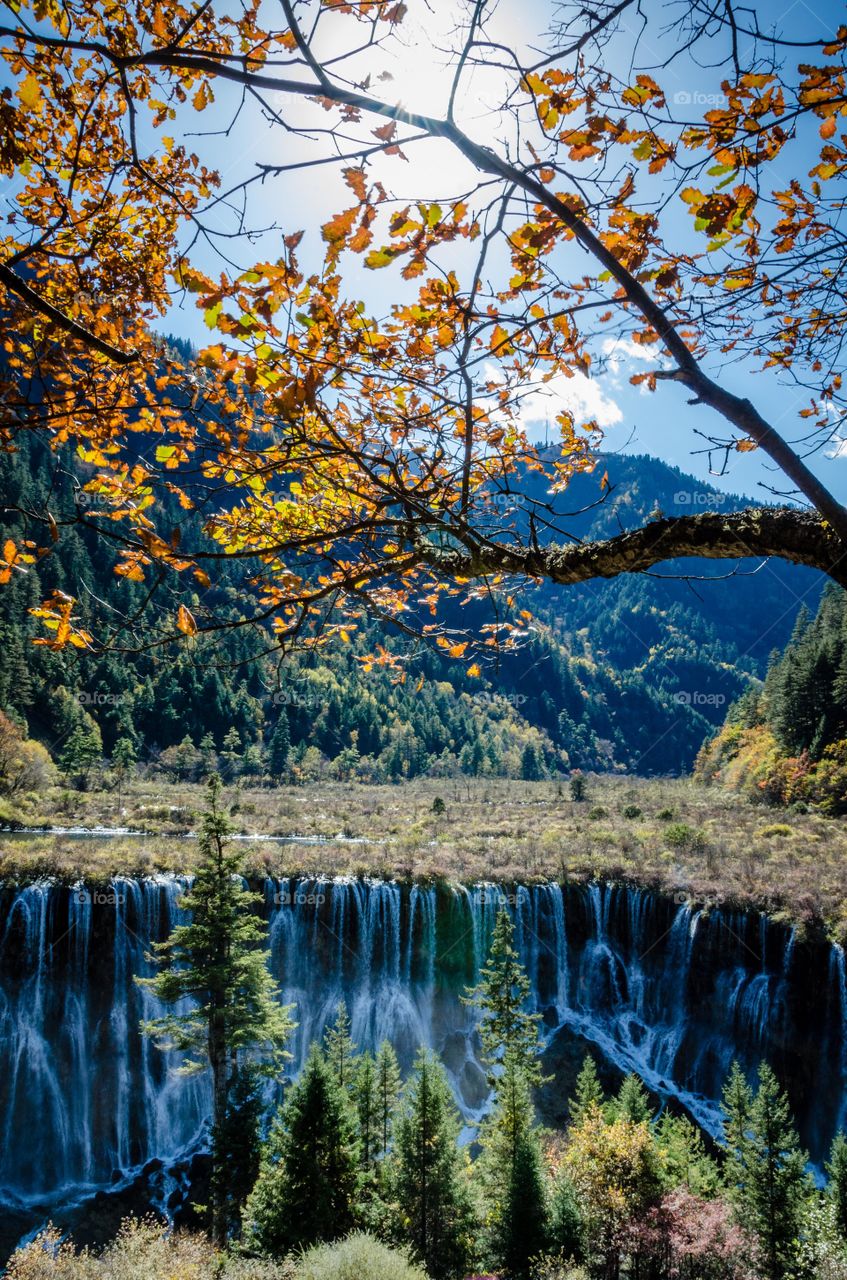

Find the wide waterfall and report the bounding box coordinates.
[0,877,842,1227]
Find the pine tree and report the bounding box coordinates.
[612,1072,652,1124]
[466,908,548,1277]
[462,907,544,1086]
[390,1049,475,1280]
[210,1065,263,1240]
[568,1053,604,1127]
[268,711,290,778]
[244,1043,361,1256]
[324,1000,357,1093]
[549,1170,583,1263]
[139,775,294,1244]
[476,1056,549,1276]
[353,1051,381,1172]
[375,1039,403,1158]
[722,1062,810,1280]
[827,1131,847,1239]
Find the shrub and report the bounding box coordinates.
[569,774,587,802]
[6,1220,295,1280]
[656,808,674,821]
[622,804,642,820]
[587,806,607,821]
[294,1233,429,1280]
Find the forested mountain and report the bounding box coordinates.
[0,426,823,783]
[697,584,847,811]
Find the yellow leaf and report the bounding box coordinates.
[18,73,41,112]
[177,604,197,635]
[467,663,482,678]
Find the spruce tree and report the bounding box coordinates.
[827,1131,847,1239]
[390,1049,475,1280]
[210,1065,263,1239]
[375,1039,403,1157]
[568,1053,604,1127]
[268,711,290,778]
[324,1000,357,1092]
[722,1061,810,1280]
[462,907,544,1086]
[139,775,293,1244]
[476,1056,549,1276]
[465,908,548,1277]
[612,1072,652,1124]
[353,1051,381,1172]
[549,1170,583,1263]
[244,1043,361,1255]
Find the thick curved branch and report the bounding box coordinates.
[0,263,138,366]
[414,508,847,587]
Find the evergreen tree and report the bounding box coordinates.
[390,1049,475,1280]
[475,1056,549,1276]
[353,1051,381,1172]
[245,1043,361,1256]
[210,1065,263,1239]
[612,1072,652,1124]
[139,775,293,1244]
[268,711,290,777]
[462,907,544,1087]
[827,1130,847,1239]
[324,1000,357,1093]
[722,1061,810,1280]
[568,1053,604,1127]
[60,721,102,788]
[465,908,548,1277]
[549,1170,583,1263]
[655,1110,721,1197]
[375,1039,403,1158]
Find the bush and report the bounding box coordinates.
[293,1233,429,1280]
[6,1220,295,1280]
[656,808,675,821]
[587,806,608,820]
[622,804,642,820]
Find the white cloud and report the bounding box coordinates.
[601,336,671,373]
[507,369,624,435]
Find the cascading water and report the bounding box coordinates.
[0,876,842,1228]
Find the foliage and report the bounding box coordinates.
[293,1233,428,1280]
[721,1062,811,1280]
[0,710,55,796]
[462,908,544,1086]
[388,1049,475,1280]
[6,1219,296,1280]
[567,1054,604,1128]
[244,1044,362,1256]
[138,775,293,1241]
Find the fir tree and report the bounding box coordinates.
[139,775,293,1244]
[268,711,290,778]
[390,1049,475,1280]
[245,1043,361,1255]
[210,1065,263,1239]
[324,1000,357,1093]
[722,1061,810,1280]
[612,1072,652,1124]
[462,907,544,1086]
[568,1053,604,1127]
[549,1170,583,1263]
[375,1039,403,1158]
[353,1051,381,1172]
[476,1056,549,1276]
[827,1130,847,1239]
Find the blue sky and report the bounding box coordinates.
[159,0,847,505]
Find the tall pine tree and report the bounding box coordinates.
[139,775,293,1244]
[244,1043,361,1255]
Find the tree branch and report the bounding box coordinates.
[414,508,847,587]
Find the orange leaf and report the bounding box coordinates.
[177,604,197,635]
